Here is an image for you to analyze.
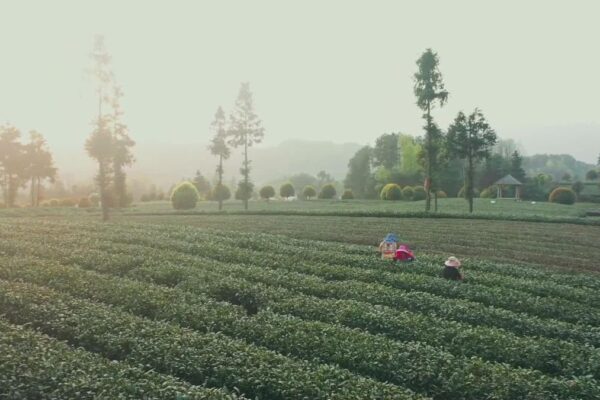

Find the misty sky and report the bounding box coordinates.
[1,0,599,176]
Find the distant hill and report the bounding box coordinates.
[523,154,596,181]
[123,139,363,189]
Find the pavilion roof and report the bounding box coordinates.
[494,174,523,186]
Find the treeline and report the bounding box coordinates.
[0,126,56,208]
[344,49,600,210]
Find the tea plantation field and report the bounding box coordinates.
[1,215,600,399]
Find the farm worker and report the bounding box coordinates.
[395,244,416,262]
[442,256,463,281]
[379,233,400,260]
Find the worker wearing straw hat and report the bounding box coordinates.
[442,256,463,281]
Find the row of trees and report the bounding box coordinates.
[346,49,498,212]
[0,126,56,207]
[85,36,136,221]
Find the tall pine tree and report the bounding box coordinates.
[414,49,448,212]
[227,83,264,210]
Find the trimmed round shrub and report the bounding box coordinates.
[279,183,295,198]
[380,184,402,201]
[412,186,427,201]
[318,184,337,199]
[259,185,276,200]
[235,182,254,201]
[212,184,231,202]
[171,181,199,210]
[436,190,447,199]
[549,187,576,205]
[78,197,92,208]
[302,185,317,200]
[401,186,414,200]
[341,189,354,200]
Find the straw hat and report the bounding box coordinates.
[445,256,461,268]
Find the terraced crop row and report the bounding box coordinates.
[5,229,598,349]
[153,225,600,308]
[0,319,238,400]
[133,214,600,273]
[0,280,421,400]
[97,227,600,329]
[7,256,598,399]
[2,218,600,399]
[7,220,598,328]
[3,236,600,382]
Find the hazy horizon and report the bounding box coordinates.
[1,0,599,183]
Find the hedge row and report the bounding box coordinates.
[0,319,238,400]
[0,280,419,400]
[106,230,600,327]
[2,256,599,398]
[4,243,600,382]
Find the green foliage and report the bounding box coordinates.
[235,182,254,201]
[372,133,399,169]
[344,146,373,199]
[586,170,598,181]
[318,184,336,199]
[458,185,480,199]
[279,183,295,198]
[171,181,199,210]
[398,134,422,173]
[341,189,354,200]
[380,183,402,201]
[401,186,414,200]
[4,221,600,400]
[447,109,497,212]
[302,185,317,200]
[411,186,426,201]
[414,48,448,212]
[193,171,212,198]
[436,190,447,199]
[480,186,497,199]
[212,184,231,202]
[510,150,527,183]
[0,320,233,399]
[549,187,576,205]
[259,185,276,200]
[227,83,264,210]
[571,181,585,195]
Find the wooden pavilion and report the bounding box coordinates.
[494,174,523,200]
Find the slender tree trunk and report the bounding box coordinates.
[244,137,248,211]
[425,105,432,212]
[218,154,223,211]
[467,156,474,213]
[30,177,35,207]
[98,161,109,221]
[434,191,438,212]
[36,177,41,207]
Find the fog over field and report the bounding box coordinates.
[1,0,599,187]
